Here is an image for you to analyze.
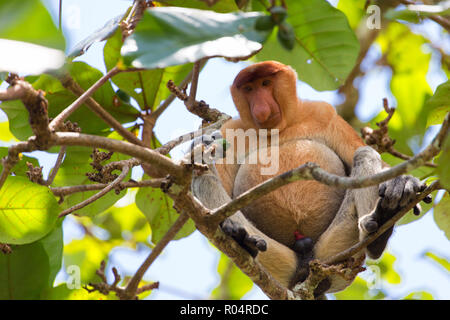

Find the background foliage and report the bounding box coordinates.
[0,0,448,300]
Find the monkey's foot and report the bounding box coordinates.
[221,218,267,258]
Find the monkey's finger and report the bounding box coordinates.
[382,177,405,209]
[423,194,433,204]
[413,204,421,216]
[379,182,387,197]
[400,179,417,207]
[245,235,267,252]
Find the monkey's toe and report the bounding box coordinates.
[221,218,266,257]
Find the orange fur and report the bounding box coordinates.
[215,61,367,289]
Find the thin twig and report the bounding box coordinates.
[58,74,142,146]
[50,178,166,196]
[58,164,130,217]
[50,67,121,132]
[187,60,202,107]
[155,115,230,155]
[44,146,66,186]
[53,132,186,181]
[122,212,189,299]
[149,60,208,121]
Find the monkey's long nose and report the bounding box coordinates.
[251,103,271,123]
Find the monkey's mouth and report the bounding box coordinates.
[256,112,281,128]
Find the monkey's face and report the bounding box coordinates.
[231,61,298,131]
[239,76,282,129]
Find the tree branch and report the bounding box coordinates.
[49,67,121,131]
[50,177,166,196]
[58,163,130,217]
[121,212,189,300]
[57,73,142,146]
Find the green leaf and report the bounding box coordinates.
[121,7,269,69]
[94,201,151,244]
[161,0,239,13]
[337,0,366,29]
[104,29,192,110]
[211,253,253,299]
[256,0,360,91]
[377,23,432,153]
[52,146,130,217]
[135,177,195,243]
[0,225,63,299]
[402,291,434,300]
[0,39,65,75]
[0,122,17,142]
[437,135,450,190]
[434,194,450,240]
[0,100,33,141]
[424,251,450,273]
[0,0,65,50]
[69,14,124,58]
[64,237,119,283]
[425,80,450,127]
[0,147,39,178]
[367,252,401,284]
[37,62,138,135]
[0,176,59,245]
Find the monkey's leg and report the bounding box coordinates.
[314,147,382,262]
[192,172,300,288]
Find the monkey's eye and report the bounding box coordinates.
[262,79,271,86]
[243,85,253,92]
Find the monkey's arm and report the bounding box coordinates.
[192,171,300,288]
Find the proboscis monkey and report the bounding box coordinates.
[191,61,426,297]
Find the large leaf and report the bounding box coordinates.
[425,80,450,127]
[337,0,366,29]
[0,176,59,245]
[0,225,63,300]
[104,29,192,110]
[434,194,450,240]
[121,7,269,69]
[161,0,239,13]
[256,0,360,91]
[135,177,195,243]
[211,253,253,299]
[0,39,65,75]
[69,14,124,58]
[52,146,131,217]
[437,135,450,190]
[0,0,65,50]
[0,100,33,141]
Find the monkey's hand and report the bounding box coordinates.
[378,175,432,214]
[359,175,432,259]
[221,217,267,258]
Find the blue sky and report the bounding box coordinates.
[4,0,447,299]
